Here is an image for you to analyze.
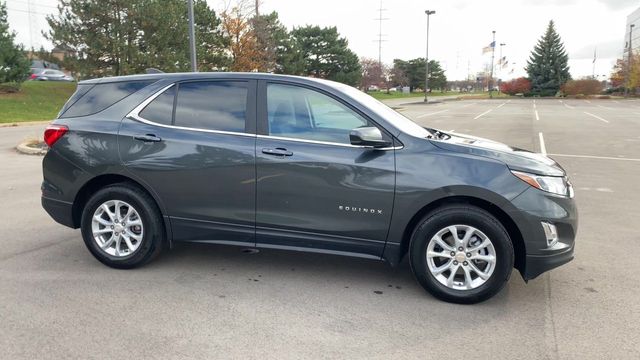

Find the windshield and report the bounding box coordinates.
[336,84,434,138]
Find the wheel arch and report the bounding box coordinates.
[71,173,172,247]
[387,195,526,274]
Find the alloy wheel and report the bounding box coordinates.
[426,224,496,290]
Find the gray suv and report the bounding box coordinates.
[41,73,577,303]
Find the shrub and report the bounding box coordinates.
[561,80,602,96]
[500,77,531,95]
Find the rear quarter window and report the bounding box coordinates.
[59,80,154,118]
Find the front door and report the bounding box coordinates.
[119,79,257,245]
[255,81,396,258]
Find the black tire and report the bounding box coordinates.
[80,183,164,269]
[409,205,514,304]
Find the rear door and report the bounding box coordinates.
[254,81,396,258]
[119,79,257,245]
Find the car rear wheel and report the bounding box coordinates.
[409,205,514,304]
[80,183,164,268]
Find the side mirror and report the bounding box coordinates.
[349,127,391,148]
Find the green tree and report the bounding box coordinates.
[391,58,446,91]
[251,11,289,72]
[525,20,571,96]
[281,25,361,86]
[45,0,228,78]
[0,1,30,84]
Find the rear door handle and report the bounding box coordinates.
[134,134,162,143]
[262,147,293,156]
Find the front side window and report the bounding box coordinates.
[174,81,248,132]
[267,83,369,144]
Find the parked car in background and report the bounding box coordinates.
[31,60,60,70]
[29,68,75,82]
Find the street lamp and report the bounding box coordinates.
[624,24,635,98]
[424,10,436,103]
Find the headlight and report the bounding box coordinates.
[511,170,573,197]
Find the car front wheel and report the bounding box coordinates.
[409,205,514,304]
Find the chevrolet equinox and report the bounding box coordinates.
[41,73,577,303]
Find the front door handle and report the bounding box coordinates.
[134,134,162,143]
[262,147,293,156]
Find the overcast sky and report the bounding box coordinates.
[5,0,640,80]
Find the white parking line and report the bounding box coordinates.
[535,110,540,121]
[448,129,455,132]
[538,132,547,155]
[583,111,609,123]
[461,102,477,108]
[564,103,575,109]
[548,154,640,162]
[496,102,508,108]
[474,109,493,119]
[596,104,613,110]
[533,102,537,109]
[417,109,449,118]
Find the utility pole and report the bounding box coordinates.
[489,31,496,99]
[424,10,436,103]
[187,0,197,72]
[374,1,389,66]
[624,24,635,98]
[255,0,260,16]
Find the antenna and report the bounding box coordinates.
[374,0,389,65]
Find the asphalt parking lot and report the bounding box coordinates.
[1,98,639,359]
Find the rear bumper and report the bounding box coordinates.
[42,196,76,228]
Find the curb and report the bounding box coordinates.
[0,120,51,128]
[16,141,48,156]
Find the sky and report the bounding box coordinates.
[5,0,640,80]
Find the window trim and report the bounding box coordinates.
[126,82,256,138]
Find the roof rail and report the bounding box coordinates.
[145,68,164,74]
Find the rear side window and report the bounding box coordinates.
[57,84,94,117]
[139,86,176,125]
[60,80,154,118]
[174,81,247,132]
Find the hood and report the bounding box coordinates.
[429,130,565,177]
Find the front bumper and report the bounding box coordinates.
[524,243,574,280]
[509,187,578,280]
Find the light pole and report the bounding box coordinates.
[187,0,197,72]
[624,24,635,98]
[424,10,435,103]
[489,30,496,99]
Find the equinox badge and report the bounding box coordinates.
[338,205,383,215]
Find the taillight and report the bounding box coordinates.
[44,125,68,147]
[30,73,37,79]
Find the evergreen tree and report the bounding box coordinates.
[282,26,361,86]
[391,58,447,91]
[251,11,289,72]
[525,20,571,96]
[0,1,30,84]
